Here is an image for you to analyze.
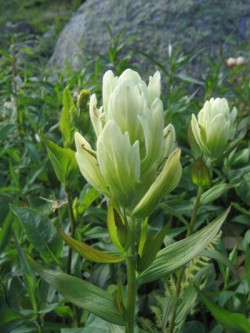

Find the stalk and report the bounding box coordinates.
[169,186,203,333]
[125,219,137,333]
[66,192,76,275]
[66,191,81,327]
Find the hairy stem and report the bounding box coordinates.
[169,186,203,333]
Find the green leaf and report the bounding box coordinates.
[27,257,124,326]
[57,228,125,263]
[40,130,79,190]
[0,309,34,332]
[60,86,74,147]
[137,223,169,273]
[201,183,235,204]
[61,315,126,333]
[195,287,250,333]
[76,187,100,216]
[174,72,204,85]
[14,233,38,313]
[137,207,230,284]
[11,205,62,265]
[107,200,127,251]
[200,249,238,279]
[0,210,14,254]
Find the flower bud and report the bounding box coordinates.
[190,98,237,159]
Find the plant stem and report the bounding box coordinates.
[66,191,81,327]
[66,192,76,275]
[168,186,203,333]
[126,220,137,333]
[187,186,203,237]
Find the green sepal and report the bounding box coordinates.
[107,199,129,251]
[40,130,79,191]
[195,286,250,333]
[57,228,125,263]
[188,123,202,159]
[192,156,211,188]
[137,223,170,273]
[27,256,125,326]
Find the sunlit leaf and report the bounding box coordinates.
[57,228,125,263]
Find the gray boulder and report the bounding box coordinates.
[48,0,249,77]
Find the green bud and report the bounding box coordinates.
[73,89,91,133]
[192,156,211,188]
[77,89,91,112]
[190,98,237,159]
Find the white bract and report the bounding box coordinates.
[191,98,237,159]
[75,69,182,217]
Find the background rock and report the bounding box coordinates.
[48,0,250,77]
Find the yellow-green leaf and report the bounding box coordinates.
[58,228,124,263]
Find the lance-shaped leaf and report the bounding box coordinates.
[137,223,169,273]
[201,183,236,204]
[28,257,125,326]
[195,286,250,333]
[60,86,75,147]
[107,199,128,251]
[40,130,79,190]
[137,207,230,284]
[57,228,125,263]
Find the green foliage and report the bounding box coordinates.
[57,228,125,263]
[196,287,250,333]
[138,207,230,284]
[28,257,125,326]
[40,130,79,191]
[0,10,249,332]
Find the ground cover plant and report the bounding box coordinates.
[0,4,250,333]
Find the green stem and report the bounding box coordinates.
[66,191,81,327]
[169,186,203,333]
[66,192,76,275]
[126,220,137,333]
[187,186,203,237]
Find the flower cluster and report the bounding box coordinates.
[75,69,182,217]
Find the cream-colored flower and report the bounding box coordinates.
[75,69,182,217]
[191,98,237,159]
